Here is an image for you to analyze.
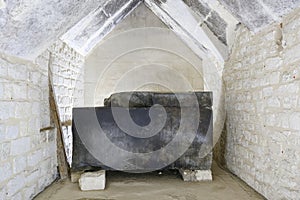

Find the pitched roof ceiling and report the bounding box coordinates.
[0,0,299,61]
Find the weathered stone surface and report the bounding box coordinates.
[0,0,108,60]
[205,11,227,45]
[61,0,142,56]
[0,53,57,199]
[104,92,153,107]
[218,0,300,31]
[79,170,106,191]
[218,0,274,30]
[261,0,300,17]
[145,0,228,62]
[179,169,212,181]
[48,41,85,164]
[1,0,300,61]
[72,92,213,172]
[104,92,212,108]
[223,8,300,199]
[71,170,84,183]
[183,0,228,45]
[183,0,210,17]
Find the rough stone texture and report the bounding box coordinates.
[0,39,84,199]
[183,0,228,45]
[61,0,142,56]
[219,0,273,30]
[0,53,57,199]
[1,0,299,61]
[261,0,300,17]
[219,0,300,31]
[146,0,228,62]
[79,170,106,191]
[104,92,212,108]
[72,92,213,172]
[179,169,212,181]
[48,41,85,164]
[0,0,107,60]
[205,10,228,45]
[71,170,85,183]
[223,8,300,200]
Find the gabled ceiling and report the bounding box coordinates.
[0,0,299,62]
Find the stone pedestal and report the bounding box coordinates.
[78,170,106,191]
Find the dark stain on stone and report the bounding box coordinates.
[205,11,228,45]
[183,0,210,17]
[183,0,227,45]
[153,0,167,5]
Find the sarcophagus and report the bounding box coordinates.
[72,92,213,173]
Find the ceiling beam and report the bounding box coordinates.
[144,0,228,62]
[61,0,142,56]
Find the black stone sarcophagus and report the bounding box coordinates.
[72,92,213,173]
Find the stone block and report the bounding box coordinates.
[27,149,43,167]
[10,137,31,156]
[0,142,10,161]
[0,162,12,183]
[179,169,212,181]
[6,125,19,140]
[13,156,27,174]
[79,170,106,191]
[7,174,25,197]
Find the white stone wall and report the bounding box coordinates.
[0,40,84,199]
[0,54,57,199]
[48,41,85,164]
[84,4,204,106]
[224,8,300,200]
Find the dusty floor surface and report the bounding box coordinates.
[34,163,265,200]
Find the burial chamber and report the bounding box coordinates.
[72,92,213,174]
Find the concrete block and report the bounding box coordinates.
[179,169,212,181]
[79,170,106,191]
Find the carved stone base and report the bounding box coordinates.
[179,169,212,181]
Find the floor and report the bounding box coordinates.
[34,163,265,200]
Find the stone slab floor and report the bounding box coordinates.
[34,163,264,200]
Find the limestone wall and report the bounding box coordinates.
[0,54,57,199]
[224,8,300,200]
[48,41,85,164]
[0,40,84,199]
